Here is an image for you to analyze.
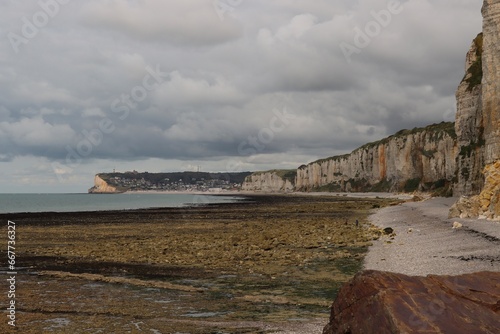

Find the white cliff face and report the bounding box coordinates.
[482,0,500,165]
[242,171,295,192]
[454,34,484,196]
[452,0,500,220]
[88,175,120,193]
[296,124,457,193]
[242,124,456,194]
[479,0,500,219]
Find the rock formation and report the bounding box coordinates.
[451,0,500,219]
[295,123,456,194]
[323,270,500,334]
[454,33,484,196]
[242,123,457,194]
[474,0,500,219]
[482,0,500,165]
[88,175,123,194]
[242,170,295,192]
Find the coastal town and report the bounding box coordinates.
[98,171,251,192]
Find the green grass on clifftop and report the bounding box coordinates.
[306,122,456,167]
[463,33,483,92]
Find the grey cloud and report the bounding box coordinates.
[0,0,484,191]
[80,0,243,46]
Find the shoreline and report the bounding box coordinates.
[1,191,409,216]
[7,193,497,332]
[126,189,415,199]
[0,194,260,222]
[364,197,500,276]
[7,194,394,334]
[0,192,250,217]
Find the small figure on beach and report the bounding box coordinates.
[355,219,359,227]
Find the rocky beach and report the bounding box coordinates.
[364,197,500,275]
[2,193,499,333]
[1,194,400,333]
[324,196,500,334]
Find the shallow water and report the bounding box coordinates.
[0,192,242,213]
[6,195,398,333]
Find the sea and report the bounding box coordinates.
[0,193,243,214]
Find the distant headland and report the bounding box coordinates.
[88,171,252,194]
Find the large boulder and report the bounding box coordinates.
[323,270,500,334]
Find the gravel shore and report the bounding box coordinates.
[364,197,500,275]
[271,196,500,334]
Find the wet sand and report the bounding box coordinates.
[0,194,399,334]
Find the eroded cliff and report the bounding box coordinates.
[295,123,456,193]
[242,170,296,192]
[242,123,456,195]
[476,0,500,219]
[88,175,124,194]
[454,33,484,196]
[451,0,500,219]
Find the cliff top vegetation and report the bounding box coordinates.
[463,32,483,92]
[307,121,455,167]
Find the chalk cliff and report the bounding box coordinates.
[482,0,500,165]
[88,175,123,194]
[295,123,456,193]
[241,123,456,195]
[242,170,295,192]
[475,0,500,219]
[454,33,484,196]
[451,0,500,219]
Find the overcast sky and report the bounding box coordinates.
[0,0,483,193]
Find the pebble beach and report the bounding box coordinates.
[364,197,500,276]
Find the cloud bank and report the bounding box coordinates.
[0,0,483,192]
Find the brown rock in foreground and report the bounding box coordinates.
[323,270,500,334]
